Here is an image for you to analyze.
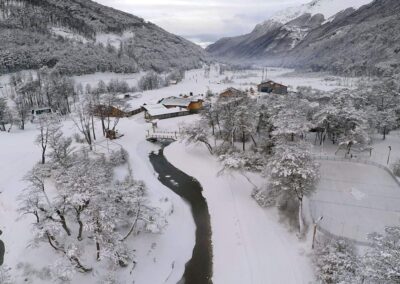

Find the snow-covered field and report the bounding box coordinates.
[310,160,400,243]
[306,129,400,245]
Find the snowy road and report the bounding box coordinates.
[165,142,314,284]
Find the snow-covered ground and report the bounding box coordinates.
[310,160,400,243]
[308,131,400,244]
[165,142,314,283]
[0,66,389,283]
[0,117,197,283]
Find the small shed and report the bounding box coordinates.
[257,81,288,95]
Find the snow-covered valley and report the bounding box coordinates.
[1,66,400,283]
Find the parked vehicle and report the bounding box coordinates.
[30,107,54,122]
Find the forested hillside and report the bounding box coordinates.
[0,0,208,75]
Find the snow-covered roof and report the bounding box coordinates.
[143,104,188,116]
[159,96,203,107]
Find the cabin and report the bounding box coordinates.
[219,87,247,99]
[257,81,288,95]
[218,88,248,106]
[143,104,190,120]
[159,95,204,113]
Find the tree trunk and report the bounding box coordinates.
[298,198,304,235]
[76,212,83,241]
[242,131,246,151]
[250,134,258,147]
[96,241,100,261]
[41,146,46,164]
[383,126,386,140]
[91,115,96,141]
[56,210,71,236]
[101,117,106,136]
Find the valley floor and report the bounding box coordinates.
[1,67,397,283]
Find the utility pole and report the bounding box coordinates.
[312,216,323,249]
[387,146,392,165]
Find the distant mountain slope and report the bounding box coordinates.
[0,0,208,75]
[269,0,373,24]
[282,0,400,75]
[207,0,386,74]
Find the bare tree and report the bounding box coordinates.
[35,115,60,164]
[72,100,93,150]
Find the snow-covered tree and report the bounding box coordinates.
[374,109,398,140]
[138,72,165,91]
[361,227,400,283]
[313,236,359,284]
[12,90,30,130]
[19,146,166,275]
[35,115,60,164]
[72,99,93,150]
[255,143,319,233]
[234,102,258,151]
[313,99,369,146]
[0,97,10,131]
[47,128,74,168]
[181,121,213,154]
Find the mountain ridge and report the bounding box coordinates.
[206,0,398,75]
[0,0,208,75]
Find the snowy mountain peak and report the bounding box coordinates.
[270,0,374,24]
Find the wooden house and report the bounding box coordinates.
[159,96,204,113]
[142,104,189,120]
[219,87,247,99]
[257,81,288,95]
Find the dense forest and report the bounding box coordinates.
[0,0,208,75]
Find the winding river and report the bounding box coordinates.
[149,146,213,284]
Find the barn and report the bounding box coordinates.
[257,81,288,95]
[219,87,247,99]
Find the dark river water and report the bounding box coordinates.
[149,147,213,284]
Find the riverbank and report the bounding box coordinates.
[165,142,314,283]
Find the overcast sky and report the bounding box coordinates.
[93,0,310,47]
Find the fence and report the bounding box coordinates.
[313,154,400,187]
[309,154,400,246]
[308,199,373,247]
